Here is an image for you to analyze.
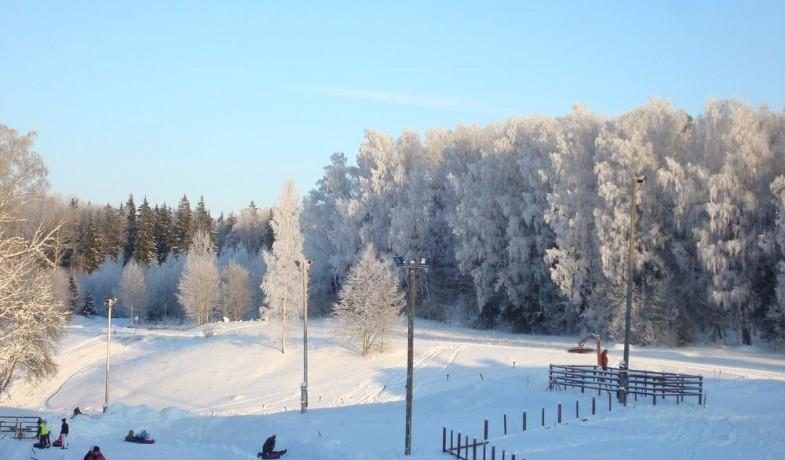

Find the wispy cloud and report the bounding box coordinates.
[295,85,490,113]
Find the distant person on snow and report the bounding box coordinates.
[36,418,51,448]
[57,418,69,449]
[258,434,287,459]
[72,407,83,418]
[125,429,154,443]
[92,445,107,460]
[600,349,609,370]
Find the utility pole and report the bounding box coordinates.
[103,297,117,413]
[621,175,645,405]
[394,256,429,456]
[295,259,312,414]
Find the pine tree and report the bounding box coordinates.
[174,195,192,256]
[100,203,124,261]
[124,194,137,264]
[81,292,96,316]
[193,195,217,248]
[153,205,174,263]
[82,211,104,273]
[68,275,80,312]
[133,197,156,265]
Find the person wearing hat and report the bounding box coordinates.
[59,417,69,449]
[258,434,287,459]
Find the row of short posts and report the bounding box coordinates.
[441,395,615,460]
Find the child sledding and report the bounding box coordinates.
[257,434,287,459]
[125,429,155,444]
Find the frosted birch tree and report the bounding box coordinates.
[261,180,304,353]
[333,245,404,355]
[221,260,251,321]
[177,229,219,325]
[0,124,67,394]
[119,258,146,324]
[545,106,602,330]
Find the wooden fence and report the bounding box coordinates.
[549,364,703,405]
[0,416,39,439]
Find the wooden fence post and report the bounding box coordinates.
[608,392,612,411]
[541,407,545,426]
[484,419,488,440]
[576,400,579,418]
[473,438,477,460]
[592,396,596,415]
[492,446,496,460]
[443,427,446,452]
[558,403,562,424]
[523,411,527,431]
[458,433,462,459]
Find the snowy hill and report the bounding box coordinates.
[2,317,785,460]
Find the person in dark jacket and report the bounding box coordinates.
[59,418,69,449]
[258,434,287,459]
[72,407,83,418]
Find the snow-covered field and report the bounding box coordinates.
[2,317,785,460]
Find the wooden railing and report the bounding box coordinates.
[0,416,40,439]
[549,364,703,404]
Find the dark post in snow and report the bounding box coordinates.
[621,175,645,405]
[295,260,312,414]
[394,256,429,456]
[102,297,117,414]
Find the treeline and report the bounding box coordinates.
[10,98,785,347]
[300,99,785,345]
[53,194,274,321]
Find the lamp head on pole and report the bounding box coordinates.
[636,175,646,184]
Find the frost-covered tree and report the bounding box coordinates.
[333,245,404,355]
[261,180,304,353]
[302,152,361,309]
[78,257,122,314]
[545,106,602,331]
[220,261,251,321]
[119,258,146,324]
[177,229,219,325]
[0,124,67,395]
[693,101,779,344]
[768,176,785,341]
[145,255,184,321]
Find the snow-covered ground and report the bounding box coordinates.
[2,317,784,460]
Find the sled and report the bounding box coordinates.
[567,346,594,354]
[53,436,63,447]
[126,438,156,444]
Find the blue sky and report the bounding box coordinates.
[1,1,783,214]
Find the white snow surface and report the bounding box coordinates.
[2,317,785,460]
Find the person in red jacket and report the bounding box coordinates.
[600,349,609,370]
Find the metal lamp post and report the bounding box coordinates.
[103,297,117,413]
[393,256,429,456]
[295,259,312,414]
[620,175,645,405]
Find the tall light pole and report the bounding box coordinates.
[103,297,117,413]
[295,259,312,414]
[620,175,645,405]
[393,256,429,456]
